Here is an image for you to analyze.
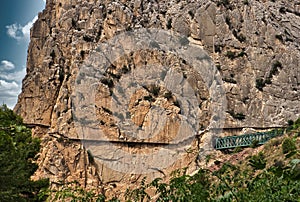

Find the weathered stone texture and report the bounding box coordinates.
[15,0,300,194]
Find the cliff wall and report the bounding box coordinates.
[15,0,300,195]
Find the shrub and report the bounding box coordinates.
[233,30,247,43]
[50,50,56,58]
[237,51,247,57]
[265,78,272,84]
[250,139,260,148]
[248,152,266,170]
[273,60,282,69]
[233,146,243,153]
[149,85,160,97]
[83,35,93,42]
[288,120,294,126]
[243,0,249,5]
[214,45,223,53]
[279,7,286,14]
[125,169,211,202]
[275,34,283,42]
[225,51,236,60]
[163,91,173,100]
[256,78,265,91]
[87,149,95,164]
[225,16,232,27]
[100,77,114,88]
[269,65,279,77]
[228,111,246,120]
[188,10,194,19]
[125,153,300,201]
[166,19,172,29]
[47,182,107,202]
[174,100,181,108]
[269,139,281,147]
[282,138,296,154]
[121,65,130,74]
[293,118,300,129]
[223,77,237,84]
[217,0,231,9]
[143,95,155,102]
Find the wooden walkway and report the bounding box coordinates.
[214,129,284,150]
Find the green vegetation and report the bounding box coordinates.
[149,85,160,97]
[248,152,266,170]
[255,78,266,91]
[100,77,114,88]
[232,30,247,43]
[43,182,108,202]
[282,137,297,154]
[50,148,300,201]
[243,0,249,5]
[0,105,49,201]
[270,61,282,75]
[225,51,247,60]
[250,139,260,148]
[2,103,299,201]
[125,157,299,201]
[256,60,283,91]
[125,169,212,202]
[218,0,230,6]
[223,77,237,84]
[275,34,284,42]
[49,121,300,201]
[265,60,283,85]
[163,91,173,100]
[125,129,300,201]
[217,0,232,9]
[289,117,300,131]
[83,35,94,42]
[228,110,246,120]
[188,10,195,19]
[166,19,172,29]
[225,51,236,60]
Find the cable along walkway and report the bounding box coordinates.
[214,129,284,150]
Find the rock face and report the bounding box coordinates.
[15,0,300,195]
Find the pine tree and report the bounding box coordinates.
[0,105,49,201]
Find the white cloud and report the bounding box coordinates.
[0,80,19,91]
[6,16,38,41]
[0,80,21,109]
[0,68,26,82]
[6,24,23,41]
[0,60,26,108]
[0,60,15,71]
[0,60,25,82]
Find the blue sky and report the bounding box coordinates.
[0,0,45,108]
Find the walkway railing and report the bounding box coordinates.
[214,129,284,150]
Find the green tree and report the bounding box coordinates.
[0,105,49,201]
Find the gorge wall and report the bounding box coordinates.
[15,0,300,196]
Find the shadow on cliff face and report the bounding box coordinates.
[72,28,227,176]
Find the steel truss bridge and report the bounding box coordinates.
[214,129,284,150]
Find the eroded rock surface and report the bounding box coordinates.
[15,0,300,195]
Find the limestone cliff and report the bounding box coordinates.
[15,0,300,195]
